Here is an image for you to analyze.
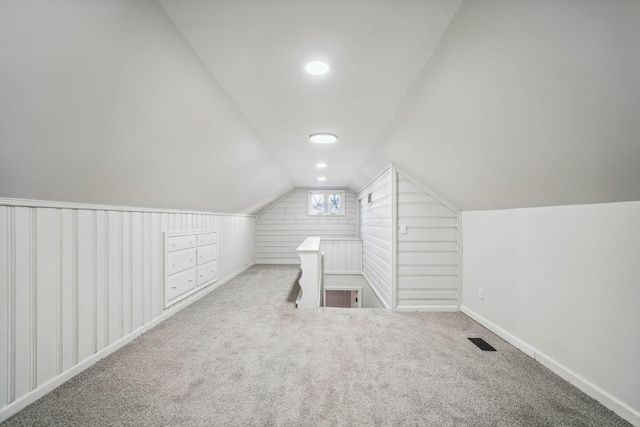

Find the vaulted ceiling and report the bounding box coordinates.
[159,0,462,189]
[1,0,639,213]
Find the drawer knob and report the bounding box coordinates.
[171,286,177,289]
[171,263,176,267]
[200,274,203,277]
[211,269,214,273]
[188,279,193,282]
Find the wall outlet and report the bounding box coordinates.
[478,288,484,299]
[400,224,407,234]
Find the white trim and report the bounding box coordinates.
[534,352,640,427]
[324,284,363,291]
[357,165,392,195]
[319,237,362,241]
[324,271,362,275]
[394,166,460,213]
[460,305,535,357]
[390,164,398,312]
[362,273,388,309]
[460,305,640,427]
[254,188,299,217]
[0,262,255,423]
[0,197,254,218]
[456,213,463,310]
[396,305,458,312]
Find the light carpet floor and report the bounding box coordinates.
[2,265,631,426]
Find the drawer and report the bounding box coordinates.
[165,269,196,302]
[166,248,196,276]
[167,234,196,252]
[197,232,217,246]
[197,261,217,286]
[197,245,217,265]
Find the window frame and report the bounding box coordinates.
[307,190,346,216]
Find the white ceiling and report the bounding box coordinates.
[159,0,462,189]
[1,1,638,213]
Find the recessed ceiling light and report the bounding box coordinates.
[305,61,329,75]
[310,133,337,143]
[318,177,326,181]
[316,163,327,168]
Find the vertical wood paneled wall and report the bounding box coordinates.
[320,238,362,274]
[358,168,393,309]
[396,172,459,311]
[0,199,255,418]
[256,188,357,264]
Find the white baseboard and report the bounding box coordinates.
[396,305,458,312]
[0,262,255,423]
[534,350,640,427]
[362,274,389,309]
[460,305,640,427]
[460,305,535,357]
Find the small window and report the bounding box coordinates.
[308,190,345,216]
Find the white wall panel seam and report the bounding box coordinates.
[56,210,62,375]
[104,215,109,349]
[8,208,15,402]
[457,214,462,310]
[129,214,133,334]
[71,211,78,366]
[140,215,145,330]
[30,209,36,390]
[119,212,124,344]
[92,211,97,355]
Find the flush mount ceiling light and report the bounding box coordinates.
[318,177,326,181]
[316,162,327,168]
[310,133,337,144]
[305,61,330,75]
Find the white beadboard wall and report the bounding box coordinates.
[320,238,362,274]
[358,168,393,309]
[396,171,459,311]
[256,188,357,264]
[0,199,255,420]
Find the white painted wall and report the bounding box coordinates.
[396,171,458,311]
[0,198,256,421]
[358,168,392,309]
[350,0,640,210]
[0,0,292,213]
[256,188,357,264]
[461,202,640,425]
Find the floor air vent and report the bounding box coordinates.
[468,338,496,351]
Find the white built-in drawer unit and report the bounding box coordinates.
[197,232,217,246]
[197,245,217,265]
[166,269,197,302]
[197,262,217,286]
[166,248,196,276]
[167,234,197,252]
[165,229,218,308]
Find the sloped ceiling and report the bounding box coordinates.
[1,1,638,213]
[351,0,640,210]
[159,0,462,190]
[0,0,293,213]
